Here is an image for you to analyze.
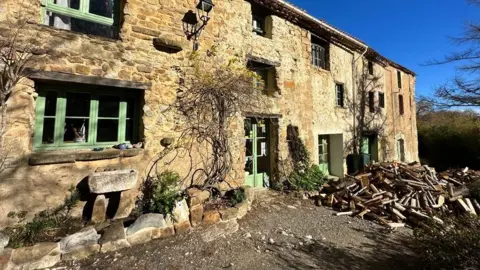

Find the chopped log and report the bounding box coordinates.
[388,223,406,228]
[472,199,480,214]
[370,184,380,194]
[357,209,370,219]
[335,211,354,216]
[465,198,477,215]
[393,203,406,212]
[458,199,471,212]
[392,208,406,220]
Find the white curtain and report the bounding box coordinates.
[52,0,71,30]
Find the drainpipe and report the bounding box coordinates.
[352,46,368,155]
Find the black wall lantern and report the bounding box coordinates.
[182,0,215,51]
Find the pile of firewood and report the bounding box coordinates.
[319,162,480,229]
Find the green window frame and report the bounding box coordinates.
[42,0,115,27]
[34,84,140,151]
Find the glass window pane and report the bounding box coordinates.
[45,12,116,39]
[125,119,133,142]
[54,0,80,9]
[64,119,89,143]
[44,92,57,116]
[98,96,120,118]
[97,119,119,142]
[89,0,114,18]
[42,118,56,144]
[126,99,135,119]
[66,93,90,117]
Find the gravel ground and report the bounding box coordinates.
[58,190,418,270]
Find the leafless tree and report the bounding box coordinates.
[423,0,480,108]
[158,47,267,191]
[0,17,35,173]
[345,64,386,157]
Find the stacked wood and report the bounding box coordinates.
[320,162,480,229]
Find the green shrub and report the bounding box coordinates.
[137,170,184,216]
[228,188,245,207]
[413,214,480,270]
[289,165,328,191]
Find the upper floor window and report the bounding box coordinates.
[34,83,140,150]
[368,61,374,75]
[335,83,344,107]
[43,0,120,39]
[311,35,329,70]
[397,70,402,89]
[399,94,404,115]
[248,60,276,96]
[368,92,375,113]
[379,92,385,108]
[251,4,272,38]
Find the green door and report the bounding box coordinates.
[361,136,372,165]
[244,118,270,187]
[318,135,330,175]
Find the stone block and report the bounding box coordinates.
[172,199,190,227]
[186,188,210,207]
[219,207,239,221]
[189,204,203,227]
[28,152,76,165]
[100,239,130,253]
[10,242,60,270]
[126,214,166,236]
[244,187,255,203]
[0,232,8,250]
[91,195,107,223]
[235,201,249,219]
[203,210,220,225]
[0,249,12,270]
[174,221,190,234]
[113,189,137,220]
[126,229,153,246]
[152,226,175,240]
[88,169,138,194]
[75,149,121,161]
[99,222,130,252]
[62,244,100,261]
[59,227,101,254]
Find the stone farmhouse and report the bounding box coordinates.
[0,0,418,227]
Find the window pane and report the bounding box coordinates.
[126,98,135,119]
[97,119,119,142]
[66,93,90,117]
[44,92,57,116]
[45,12,117,39]
[125,119,133,142]
[89,0,114,18]
[64,119,89,143]
[98,96,120,118]
[53,0,80,9]
[42,118,56,144]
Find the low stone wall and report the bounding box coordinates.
[0,187,255,270]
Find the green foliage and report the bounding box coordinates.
[228,188,245,207]
[3,187,80,248]
[137,170,184,216]
[413,214,480,270]
[289,165,328,191]
[417,110,480,170]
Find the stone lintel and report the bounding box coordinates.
[29,149,144,166]
[28,70,151,90]
[246,55,281,67]
[242,112,282,119]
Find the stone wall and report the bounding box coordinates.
[0,0,418,227]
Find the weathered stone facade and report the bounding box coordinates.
[0,0,418,227]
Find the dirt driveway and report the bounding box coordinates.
[60,190,418,270]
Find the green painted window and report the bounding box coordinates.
[42,0,120,38]
[34,84,140,150]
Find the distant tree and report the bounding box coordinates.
[423,0,480,108]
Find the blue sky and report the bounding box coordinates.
[288,0,480,98]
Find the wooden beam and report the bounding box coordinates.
[28,70,151,90]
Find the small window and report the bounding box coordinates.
[335,83,344,107]
[248,60,276,96]
[251,4,272,38]
[399,94,404,115]
[379,92,385,108]
[397,70,402,89]
[368,61,374,75]
[368,92,375,113]
[43,0,120,39]
[311,35,329,70]
[34,84,140,150]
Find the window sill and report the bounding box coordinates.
[28,148,144,166]
[311,65,330,74]
[30,22,120,44]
